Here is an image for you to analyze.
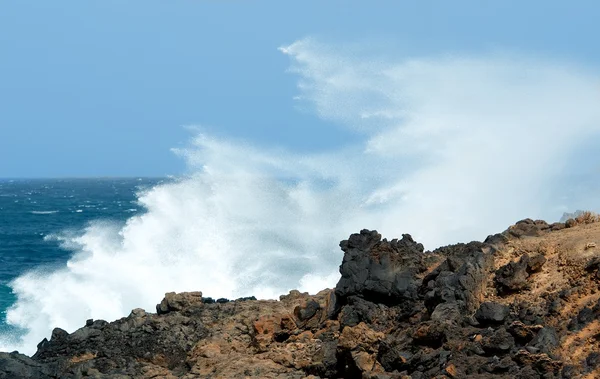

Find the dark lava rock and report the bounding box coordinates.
[495,253,544,294]
[422,241,492,315]
[585,256,600,272]
[50,328,68,342]
[0,352,53,379]
[507,321,543,344]
[338,296,390,328]
[475,302,510,325]
[481,328,515,355]
[430,302,462,324]
[235,296,257,302]
[524,253,546,273]
[496,259,529,292]
[294,299,321,322]
[529,327,559,354]
[568,300,600,331]
[506,219,549,238]
[481,355,516,374]
[485,233,509,246]
[335,230,426,305]
[2,222,598,379]
[586,351,600,369]
[412,322,447,349]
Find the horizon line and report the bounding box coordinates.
[0,176,171,180]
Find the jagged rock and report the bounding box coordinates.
[3,219,600,378]
[337,322,385,377]
[431,302,462,324]
[528,327,558,354]
[412,322,447,349]
[338,322,383,352]
[480,328,515,355]
[156,291,203,314]
[50,328,68,341]
[0,352,53,379]
[378,338,413,372]
[507,321,543,344]
[495,254,541,293]
[506,219,550,238]
[294,299,320,322]
[495,264,526,292]
[513,350,562,375]
[336,230,426,305]
[422,242,492,315]
[338,296,391,328]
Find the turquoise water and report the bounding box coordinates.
[0,178,161,334]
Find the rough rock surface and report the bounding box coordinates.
[3,215,600,378]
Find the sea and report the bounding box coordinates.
[1,171,589,356]
[0,178,162,338]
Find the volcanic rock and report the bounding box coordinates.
[474,302,510,325]
[2,217,600,378]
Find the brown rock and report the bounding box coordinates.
[338,322,384,353]
[6,220,600,379]
[445,363,458,377]
[156,291,203,314]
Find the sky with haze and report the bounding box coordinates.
[0,1,599,178]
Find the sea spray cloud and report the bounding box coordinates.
[281,38,600,235]
[3,39,600,355]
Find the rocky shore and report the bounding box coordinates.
[2,214,600,378]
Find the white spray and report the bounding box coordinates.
[2,39,600,355]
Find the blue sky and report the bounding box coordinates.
[1,0,598,177]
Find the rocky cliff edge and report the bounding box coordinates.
[2,214,600,378]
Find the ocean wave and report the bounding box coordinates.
[29,211,59,215]
[2,44,600,356]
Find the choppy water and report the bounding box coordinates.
[0,178,160,336]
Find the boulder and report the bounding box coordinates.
[495,258,529,293]
[480,328,515,355]
[474,302,510,325]
[156,291,203,314]
[528,327,558,354]
[336,230,428,306]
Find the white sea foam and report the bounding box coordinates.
[30,211,59,215]
[2,40,600,355]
